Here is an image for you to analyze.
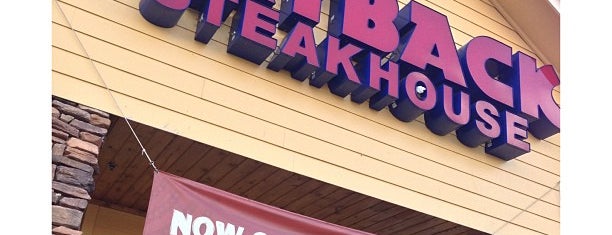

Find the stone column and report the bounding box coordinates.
[51,96,111,235]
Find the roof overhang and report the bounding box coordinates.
[491,0,560,74]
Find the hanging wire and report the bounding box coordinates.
[54,0,159,173]
[493,181,560,234]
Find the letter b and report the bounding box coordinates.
[328,0,399,54]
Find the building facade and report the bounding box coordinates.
[51,0,560,234]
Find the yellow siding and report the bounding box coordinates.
[52,0,560,234]
[82,204,144,235]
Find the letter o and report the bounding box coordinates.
[192,216,215,235]
[405,72,436,111]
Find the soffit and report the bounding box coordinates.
[491,0,560,74]
[91,115,487,235]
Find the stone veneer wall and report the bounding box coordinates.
[51,96,111,235]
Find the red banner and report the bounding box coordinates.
[143,171,374,235]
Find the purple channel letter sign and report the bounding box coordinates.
[138,0,560,161]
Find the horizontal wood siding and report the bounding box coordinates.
[51,0,560,234]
